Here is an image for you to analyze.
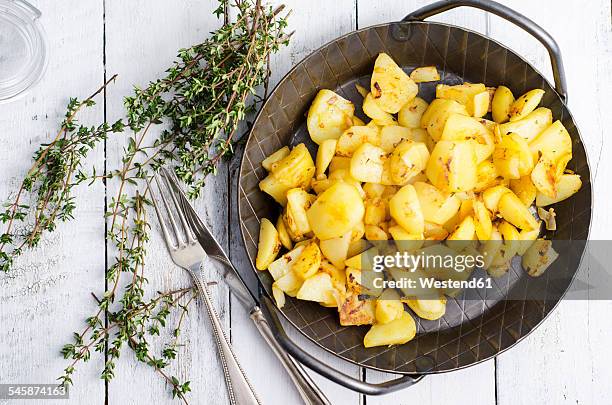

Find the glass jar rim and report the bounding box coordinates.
[0,0,47,103]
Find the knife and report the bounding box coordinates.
[162,168,331,405]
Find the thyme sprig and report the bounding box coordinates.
[3,0,290,402]
[0,75,124,272]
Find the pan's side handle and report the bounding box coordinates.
[261,297,424,396]
[403,0,568,102]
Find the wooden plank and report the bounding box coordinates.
[487,1,612,404]
[104,1,231,404]
[0,1,106,404]
[228,1,363,404]
[356,1,496,404]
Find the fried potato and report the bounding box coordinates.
[482,185,512,212]
[363,93,397,125]
[409,66,440,83]
[307,182,365,240]
[509,89,545,122]
[529,120,572,164]
[272,285,286,309]
[259,174,291,206]
[350,143,386,183]
[492,85,515,123]
[510,175,537,206]
[474,160,500,192]
[255,218,281,270]
[307,89,354,144]
[522,239,558,277]
[380,125,411,152]
[339,294,376,326]
[389,184,425,235]
[315,139,337,177]
[398,97,429,128]
[320,231,351,269]
[436,82,487,105]
[493,133,534,179]
[498,192,540,230]
[440,113,494,163]
[270,143,315,188]
[473,200,493,240]
[371,53,418,113]
[404,296,447,320]
[276,215,293,250]
[535,174,581,206]
[268,245,304,280]
[426,140,477,192]
[262,146,290,171]
[292,241,322,279]
[363,312,416,348]
[375,290,405,324]
[420,98,469,141]
[296,272,335,302]
[389,140,430,185]
[499,107,552,141]
[336,125,381,157]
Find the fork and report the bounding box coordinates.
[149,173,261,405]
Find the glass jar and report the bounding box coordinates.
[0,0,47,102]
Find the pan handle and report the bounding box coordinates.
[260,297,424,395]
[403,0,568,102]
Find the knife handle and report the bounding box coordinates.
[189,268,261,405]
[250,307,331,405]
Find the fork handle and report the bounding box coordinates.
[188,267,261,405]
[250,308,331,405]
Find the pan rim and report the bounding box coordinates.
[237,19,594,376]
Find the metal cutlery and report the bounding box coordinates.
[159,167,331,405]
[149,172,261,405]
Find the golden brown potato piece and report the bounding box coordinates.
[491,85,515,123]
[389,184,425,235]
[509,89,545,122]
[528,120,572,164]
[350,143,386,183]
[307,182,365,240]
[510,175,537,207]
[363,93,397,125]
[388,140,430,185]
[522,239,559,277]
[292,241,322,280]
[474,160,500,192]
[398,97,429,128]
[296,272,335,302]
[336,125,381,157]
[270,143,315,189]
[363,312,416,348]
[276,215,293,250]
[499,107,552,141]
[315,139,337,177]
[256,218,281,270]
[420,98,469,141]
[535,174,582,207]
[404,295,447,320]
[375,291,405,324]
[307,89,354,144]
[482,185,512,213]
[339,294,376,326]
[371,53,418,113]
[409,66,440,83]
[262,146,290,171]
[498,192,540,230]
[426,140,478,192]
[319,232,351,269]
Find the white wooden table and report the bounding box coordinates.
[1,1,611,404]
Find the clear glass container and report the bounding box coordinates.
[0,0,47,102]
